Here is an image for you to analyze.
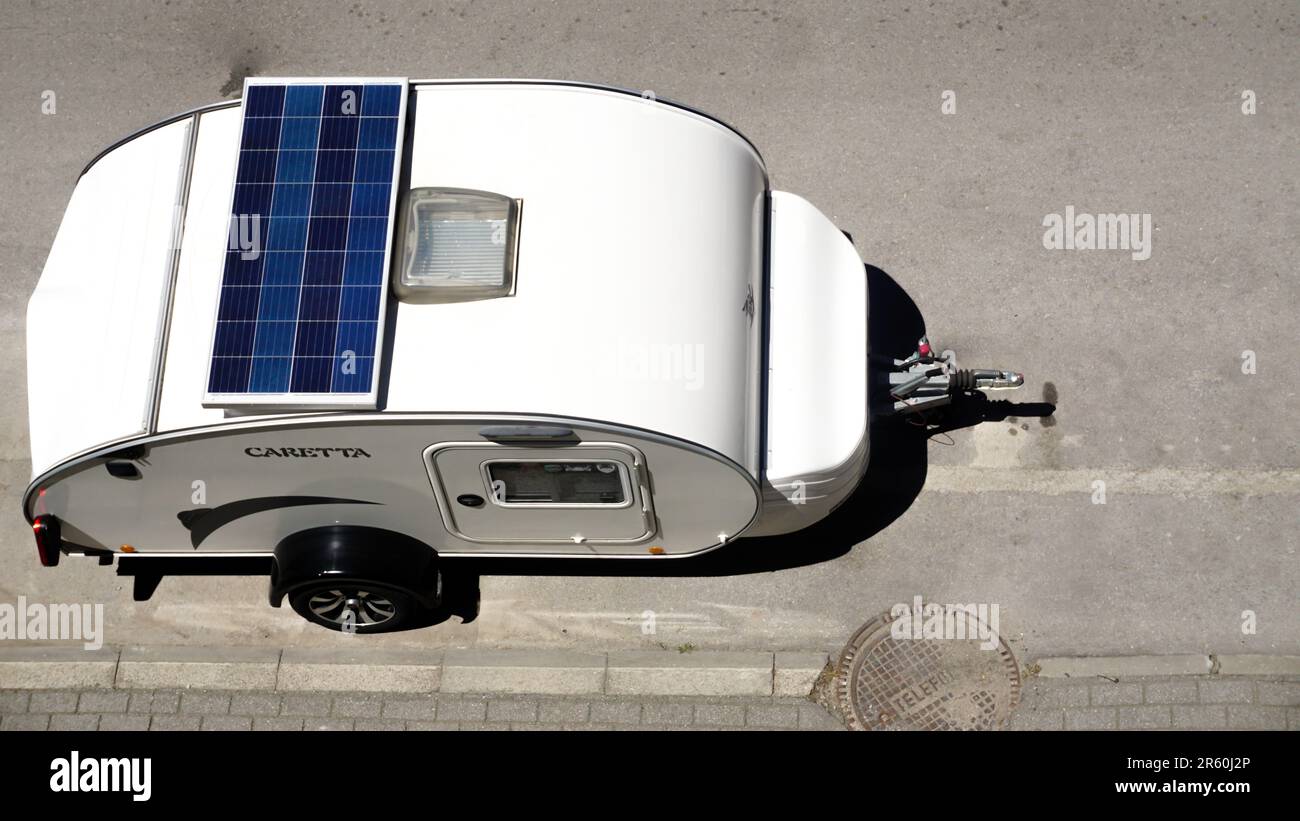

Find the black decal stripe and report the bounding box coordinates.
[176,508,210,530]
[177,496,381,548]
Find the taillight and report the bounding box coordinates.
[32,515,61,567]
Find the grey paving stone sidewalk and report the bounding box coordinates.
[3,675,1295,731]
[1012,676,1299,731]
[0,689,844,732]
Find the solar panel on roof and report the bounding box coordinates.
[203,77,407,408]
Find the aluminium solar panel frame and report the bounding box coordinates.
[201,76,409,411]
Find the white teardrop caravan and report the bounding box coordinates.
[23,79,881,632]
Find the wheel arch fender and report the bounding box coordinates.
[269,525,441,609]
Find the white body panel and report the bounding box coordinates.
[384,83,767,472]
[28,416,758,558]
[26,119,191,476]
[750,192,869,536]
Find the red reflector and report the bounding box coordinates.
[32,515,61,567]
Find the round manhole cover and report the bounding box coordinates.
[834,605,1021,730]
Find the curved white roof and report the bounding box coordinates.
[387,84,767,470]
[140,83,766,473]
[27,118,192,477]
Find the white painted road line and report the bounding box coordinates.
[924,467,1300,496]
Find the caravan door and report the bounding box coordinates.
[424,442,655,545]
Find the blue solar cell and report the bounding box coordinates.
[303,251,345,286]
[217,286,259,322]
[358,117,398,150]
[266,217,309,251]
[347,217,388,251]
[221,251,264,287]
[279,116,321,150]
[243,85,285,117]
[252,321,296,358]
[257,286,300,322]
[270,183,312,217]
[354,151,395,183]
[283,84,324,117]
[302,329,339,362]
[213,321,257,357]
[322,85,364,117]
[238,149,278,183]
[350,184,391,217]
[339,286,382,320]
[330,355,374,393]
[361,85,402,116]
[209,356,252,393]
[249,356,292,392]
[335,321,378,357]
[313,149,356,183]
[274,150,317,183]
[306,217,350,251]
[231,183,274,217]
[290,357,334,393]
[240,116,282,150]
[261,251,304,286]
[318,117,360,151]
[310,183,353,217]
[296,353,335,381]
[343,251,385,285]
[208,80,404,400]
[298,286,342,323]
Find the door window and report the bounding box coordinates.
[483,460,630,507]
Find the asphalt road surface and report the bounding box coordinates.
[1,1,1295,659]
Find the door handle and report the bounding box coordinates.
[477,425,577,443]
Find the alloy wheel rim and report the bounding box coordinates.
[308,588,398,627]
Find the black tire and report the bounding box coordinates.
[289,581,420,634]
